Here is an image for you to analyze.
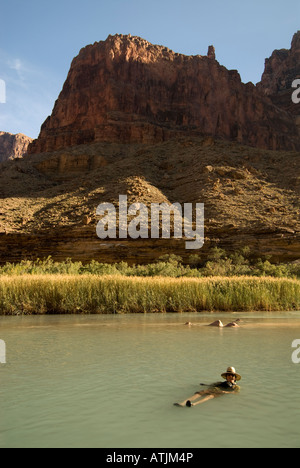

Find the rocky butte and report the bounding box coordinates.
[257,31,300,123]
[0,132,32,163]
[257,31,300,137]
[28,34,300,155]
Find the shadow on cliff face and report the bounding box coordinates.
[0,136,299,236]
[0,136,299,264]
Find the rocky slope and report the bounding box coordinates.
[28,34,300,154]
[257,31,300,122]
[0,137,299,264]
[0,132,32,163]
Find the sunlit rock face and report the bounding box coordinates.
[28,34,300,155]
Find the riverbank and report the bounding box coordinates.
[0,274,299,315]
[0,252,299,278]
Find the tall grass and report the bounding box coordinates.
[0,275,299,315]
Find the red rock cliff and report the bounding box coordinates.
[28,34,300,154]
[257,31,300,117]
[0,132,32,163]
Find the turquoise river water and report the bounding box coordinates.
[0,312,300,448]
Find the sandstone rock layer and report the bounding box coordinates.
[1,138,299,264]
[258,31,300,118]
[0,132,32,163]
[29,34,300,154]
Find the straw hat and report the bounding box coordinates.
[221,366,241,381]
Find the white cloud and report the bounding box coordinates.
[10,58,22,72]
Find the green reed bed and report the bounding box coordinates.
[0,275,299,315]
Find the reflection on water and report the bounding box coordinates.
[0,312,300,448]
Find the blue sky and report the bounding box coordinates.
[0,0,299,138]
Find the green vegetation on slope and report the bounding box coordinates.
[0,248,299,278]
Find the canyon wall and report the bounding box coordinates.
[257,31,300,119]
[28,34,300,155]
